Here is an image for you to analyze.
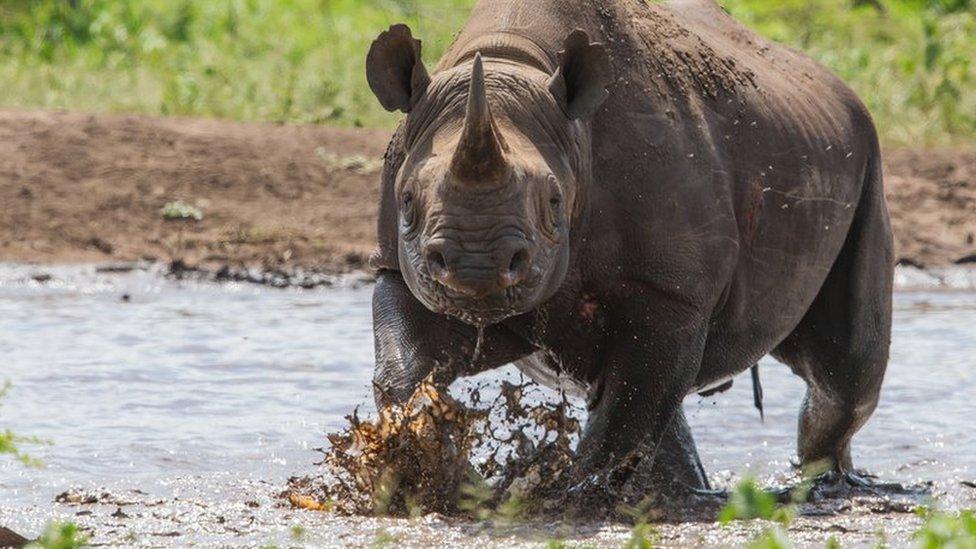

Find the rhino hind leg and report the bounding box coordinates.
[772,152,893,474]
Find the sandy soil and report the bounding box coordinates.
[0,108,387,273]
[1,108,974,272]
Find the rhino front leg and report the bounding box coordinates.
[372,271,534,407]
[574,294,709,500]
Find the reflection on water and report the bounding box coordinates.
[0,265,974,544]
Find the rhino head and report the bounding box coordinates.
[367,25,611,326]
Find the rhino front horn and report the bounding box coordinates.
[450,52,508,183]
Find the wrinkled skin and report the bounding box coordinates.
[366,0,893,504]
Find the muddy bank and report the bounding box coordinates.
[0,108,387,273]
[1,108,974,271]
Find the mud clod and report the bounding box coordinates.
[285,376,582,519]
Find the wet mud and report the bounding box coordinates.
[285,377,582,520]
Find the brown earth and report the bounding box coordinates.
[1,108,974,271]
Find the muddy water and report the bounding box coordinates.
[1,264,974,547]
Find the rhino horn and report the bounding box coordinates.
[450,53,508,183]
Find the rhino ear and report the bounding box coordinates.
[366,24,431,113]
[547,30,612,119]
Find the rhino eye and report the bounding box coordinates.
[548,176,563,212]
[400,190,417,232]
[540,177,562,238]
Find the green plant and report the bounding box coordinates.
[457,471,494,520]
[746,526,792,549]
[160,200,203,221]
[315,148,383,174]
[623,522,658,549]
[372,528,398,548]
[719,476,795,525]
[913,507,976,548]
[0,381,44,467]
[719,477,809,549]
[27,522,89,549]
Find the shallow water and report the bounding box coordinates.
[0,264,974,546]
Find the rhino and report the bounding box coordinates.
[365,0,893,503]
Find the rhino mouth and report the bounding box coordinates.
[412,266,536,326]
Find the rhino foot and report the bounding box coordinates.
[774,470,931,504]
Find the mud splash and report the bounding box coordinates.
[285,376,581,520]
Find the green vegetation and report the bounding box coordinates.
[719,475,794,525]
[914,508,976,548]
[623,523,659,549]
[0,0,973,144]
[160,200,203,221]
[0,381,43,467]
[318,150,384,175]
[719,477,795,549]
[28,522,89,549]
[0,0,467,129]
[724,0,975,145]
[372,528,399,548]
[720,476,976,549]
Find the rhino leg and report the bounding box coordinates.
[572,294,708,498]
[773,153,892,474]
[372,271,534,407]
[627,407,711,494]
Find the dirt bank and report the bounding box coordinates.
[1,109,974,271]
[0,109,387,273]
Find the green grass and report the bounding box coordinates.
[0,0,468,128]
[27,522,90,549]
[914,508,976,548]
[0,0,972,144]
[1,381,44,467]
[623,523,659,549]
[722,0,976,145]
[720,477,976,549]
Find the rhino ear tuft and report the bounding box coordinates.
[366,24,431,113]
[547,30,612,119]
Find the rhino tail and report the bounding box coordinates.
[751,364,764,422]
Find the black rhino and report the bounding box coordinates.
[366,0,893,502]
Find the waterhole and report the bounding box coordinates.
[0,265,973,546]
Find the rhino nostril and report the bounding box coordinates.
[426,249,449,281]
[509,249,529,273]
[502,248,530,287]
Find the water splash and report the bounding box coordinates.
[285,376,582,518]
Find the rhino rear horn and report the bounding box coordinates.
[547,30,613,119]
[450,53,508,183]
[366,24,430,113]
